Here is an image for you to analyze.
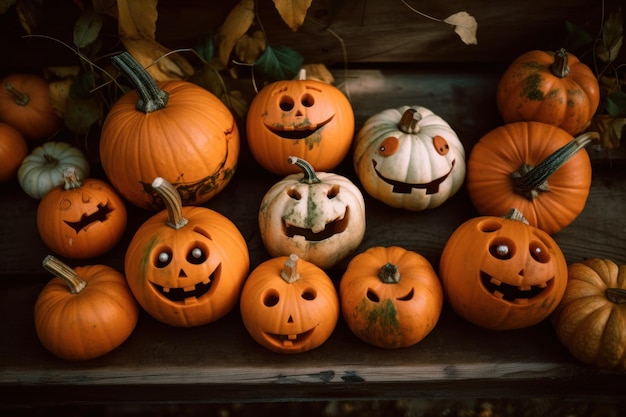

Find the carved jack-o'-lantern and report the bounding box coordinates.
[439,208,568,330]
[259,157,366,269]
[240,254,339,353]
[124,177,249,327]
[37,167,127,259]
[246,70,355,175]
[354,106,466,211]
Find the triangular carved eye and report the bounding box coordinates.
[396,288,414,301]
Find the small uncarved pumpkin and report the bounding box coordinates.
[34,255,138,361]
[246,69,355,175]
[0,122,28,183]
[354,106,466,211]
[496,48,600,135]
[259,156,366,269]
[340,246,443,348]
[37,167,127,259]
[100,52,239,210]
[551,258,626,371]
[466,121,595,235]
[439,208,568,330]
[125,177,249,327]
[0,73,63,142]
[240,254,339,353]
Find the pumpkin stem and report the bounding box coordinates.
[510,131,599,200]
[289,156,321,184]
[280,254,301,284]
[4,81,30,106]
[378,262,401,283]
[550,48,571,78]
[606,288,626,304]
[502,208,530,224]
[41,255,87,294]
[62,166,82,190]
[151,177,189,230]
[111,52,169,113]
[399,108,422,134]
[297,68,307,81]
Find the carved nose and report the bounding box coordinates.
[179,269,187,278]
[287,315,294,323]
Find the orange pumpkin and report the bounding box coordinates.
[496,48,600,135]
[124,177,249,327]
[0,122,28,183]
[37,167,127,259]
[100,52,239,210]
[439,209,568,330]
[240,254,339,354]
[34,255,138,361]
[0,73,63,142]
[340,246,443,348]
[466,122,595,235]
[246,70,355,175]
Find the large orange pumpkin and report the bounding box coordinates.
[100,52,239,210]
[466,122,595,235]
[496,48,600,135]
[246,70,355,175]
[124,177,249,327]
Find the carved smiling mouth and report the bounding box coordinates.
[64,202,113,233]
[263,327,315,348]
[283,208,349,241]
[480,271,551,304]
[265,116,333,140]
[150,266,220,304]
[373,159,455,194]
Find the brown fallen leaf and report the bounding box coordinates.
[443,11,478,45]
[234,30,266,64]
[215,0,255,66]
[273,0,312,32]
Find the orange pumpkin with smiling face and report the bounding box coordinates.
[246,71,355,175]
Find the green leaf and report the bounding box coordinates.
[562,20,594,52]
[73,9,104,49]
[605,90,626,118]
[254,45,303,80]
[64,97,102,135]
[69,72,96,99]
[195,35,214,63]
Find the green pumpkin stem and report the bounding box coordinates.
[151,177,189,230]
[399,108,422,134]
[550,48,571,78]
[111,52,169,113]
[510,131,599,200]
[42,255,87,295]
[280,254,301,284]
[606,288,626,304]
[289,156,321,184]
[4,81,30,106]
[378,263,401,283]
[62,166,82,190]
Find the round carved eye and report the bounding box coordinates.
[433,135,450,155]
[301,288,317,300]
[378,136,399,156]
[263,290,280,307]
[279,96,294,111]
[489,238,515,260]
[366,288,380,302]
[155,248,173,268]
[187,246,207,264]
[301,93,314,107]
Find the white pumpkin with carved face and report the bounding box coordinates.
[354,106,466,211]
[259,157,366,270]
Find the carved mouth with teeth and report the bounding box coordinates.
[283,209,349,241]
[150,266,220,303]
[263,327,315,348]
[480,271,552,304]
[373,159,455,194]
[265,116,333,140]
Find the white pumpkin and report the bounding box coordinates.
[18,141,90,199]
[353,105,466,211]
[259,157,366,270]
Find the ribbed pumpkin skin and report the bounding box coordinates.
[124,206,250,327]
[246,78,354,175]
[466,122,591,235]
[34,264,139,361]
[100,80,240,210]
[0,122,28,183]
[552,258,626,371]
[496,50,599,135]
[340,246,443,349]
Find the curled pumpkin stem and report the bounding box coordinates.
[42,255,87,294]
[606,288,626,304]
[280,254,301,283]
[62,166,82,190]
[289,156,321,184]
[378,262,401,283]
[550,48,571,78]
[152,177,189,230]
[4,82,30,106]
[111,52,169,113]
[399,108,422,134]
[510,131,599,200]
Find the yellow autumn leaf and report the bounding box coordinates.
[273,0,312,31]
[234,30,266,64]
[443,11,478,45]
[215,0,255,66]
[116,0,194,81]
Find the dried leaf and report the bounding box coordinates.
[73,8,104,49]
[234,31,266,64]
[443,11,478,45]
[16,0,44,34]
[301,63,334,83]
[215,0,255,66]
[273,0,312,31]
[597,8,623,64]
[116,0,194,80]
[0,0,16,14]
[591,115,626,149]
[49,78,74,117]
